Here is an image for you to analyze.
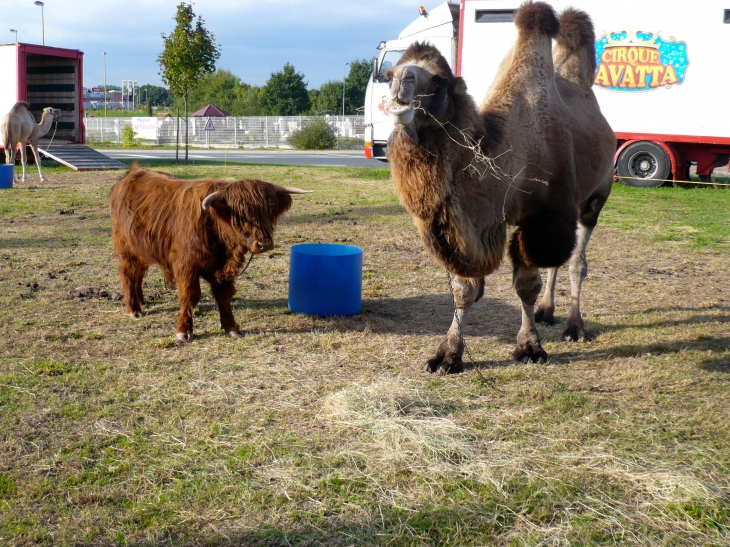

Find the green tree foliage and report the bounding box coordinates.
[140,85,172,107]
[288,118,337,150]
[179,69,264,115]
[158,2,220,158]
[259,63,311,116]
[309,80,342,115]
[345,58,374,114]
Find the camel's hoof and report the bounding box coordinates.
[424,356,463,375]
[535,307,556,325]
[512,344,548,364]
[228,330,245,339]
[176,332,193,343]
[562,325,591,342]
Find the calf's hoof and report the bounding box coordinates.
[129,311,142,319]
[562,324,591,342]
[177,332,193,343]
[534,306,556,325]
[228,330,245,339]
[512,343,548,364]
[424,356,464,376]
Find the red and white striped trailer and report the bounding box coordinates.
[364,0,730,186]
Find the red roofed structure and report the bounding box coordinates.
[191,104,229,117]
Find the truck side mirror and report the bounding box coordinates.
[372,59,379,82]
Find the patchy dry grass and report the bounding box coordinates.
[0,164,728,546]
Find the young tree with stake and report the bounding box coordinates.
[158,3,220,163]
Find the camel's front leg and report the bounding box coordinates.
[30,142,46,182]
[562,223,593,342]
[425,276,484,376]
[535,266,558,325]
[19,145,28,183]
[512,263,547,363]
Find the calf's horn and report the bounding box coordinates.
[201,191,221,210]
[272,184,313,194]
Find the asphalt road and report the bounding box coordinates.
[99,148,390,168]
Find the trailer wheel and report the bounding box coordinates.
[616,141,671,187]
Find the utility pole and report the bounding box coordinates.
[103,52,107,118]
[342,62,349,117]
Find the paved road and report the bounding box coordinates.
[99,148,390,168]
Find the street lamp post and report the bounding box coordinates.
[103,52,107,118]
[9,29,18,43]
[34,1,44,46]
[342,62,349,117]
[133,81,139,110]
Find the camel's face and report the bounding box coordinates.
[386,49,452,128]
[43,107,61,121]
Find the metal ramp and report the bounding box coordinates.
[38,145,126,171]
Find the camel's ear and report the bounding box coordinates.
[384,67,395,82]
[450,76,469,96]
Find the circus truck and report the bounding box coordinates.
[363,0,730,186]
[0,43,86,149]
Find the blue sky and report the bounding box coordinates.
[1,0,434,90]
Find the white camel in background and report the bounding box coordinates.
[2,101,60,182]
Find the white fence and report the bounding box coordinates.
[83,115,365,149]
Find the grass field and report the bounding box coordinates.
[0,162,728,546]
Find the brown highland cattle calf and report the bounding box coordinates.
[110,165,310,342]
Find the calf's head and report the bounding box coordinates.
[202,180,310,254]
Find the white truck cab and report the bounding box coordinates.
[363,3,459,160]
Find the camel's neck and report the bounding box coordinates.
[389,94,508,278]
[38,111,56,134]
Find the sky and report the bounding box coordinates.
[1,0,439,90]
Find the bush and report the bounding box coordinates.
[288,118,336,150]
[120,124,140,147]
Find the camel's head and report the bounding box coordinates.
[386,42,457,129]
[42,107,61,121]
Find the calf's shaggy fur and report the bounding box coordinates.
[110,165,308,341]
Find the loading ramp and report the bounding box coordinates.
[38,145,126,171]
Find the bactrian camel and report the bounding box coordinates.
[386,1,616,374]
[2,101,60,183]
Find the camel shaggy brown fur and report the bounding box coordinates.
[386,2,616,373]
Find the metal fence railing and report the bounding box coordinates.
[83,115,366,149]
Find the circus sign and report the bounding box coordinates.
[594,29,689,92]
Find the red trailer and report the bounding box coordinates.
[0,43,85,146]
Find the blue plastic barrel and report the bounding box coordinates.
[0,164,13,189]
[288,243,363,316]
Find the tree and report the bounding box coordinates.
[140,84,171,107]
[258,63,310,116]
[345,58,374,114]
[309,80,342,115]
[158,2,220,162]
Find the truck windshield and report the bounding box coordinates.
[375,50,404,83]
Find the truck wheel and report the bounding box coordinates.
[616,141,671,187]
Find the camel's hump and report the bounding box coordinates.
[7,101,30,115]
[514,1,560,38]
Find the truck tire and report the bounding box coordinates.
[616,141,671,187]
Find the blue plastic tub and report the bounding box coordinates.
[288,243,363,317]
[0,164,13,189]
